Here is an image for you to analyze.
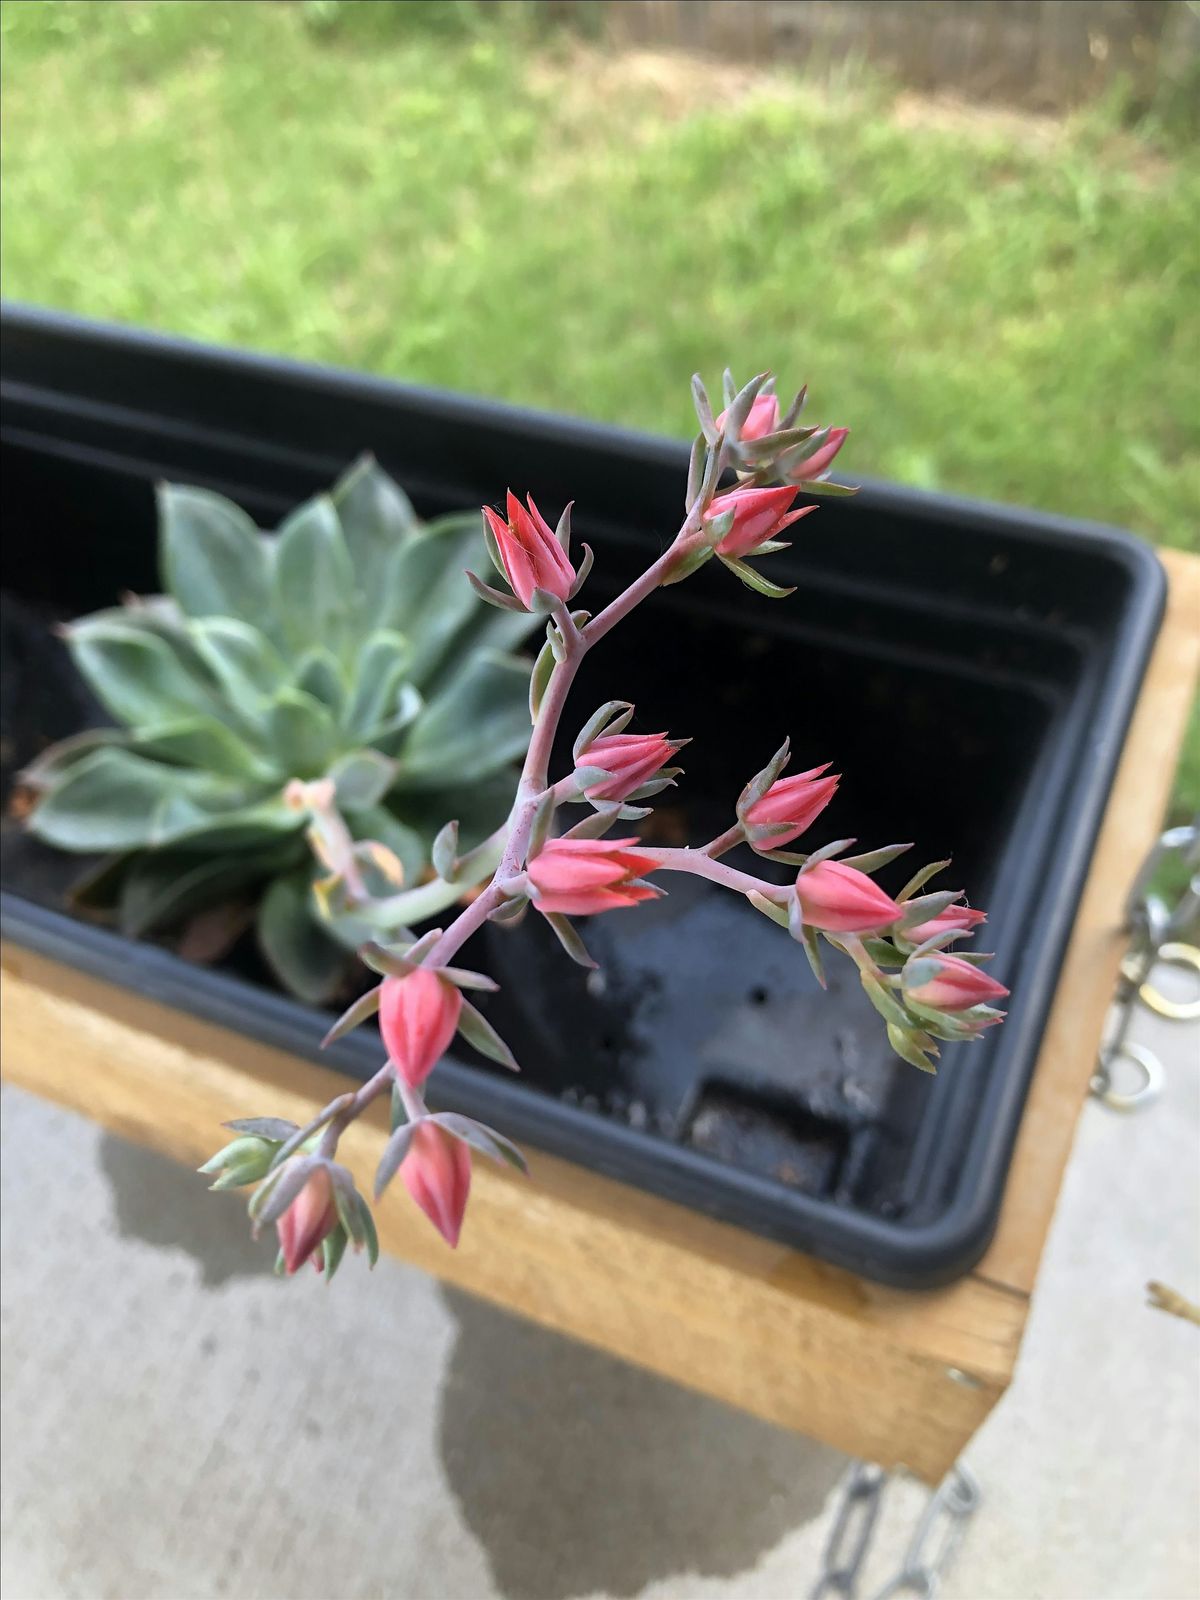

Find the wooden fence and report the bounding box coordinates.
[566,0,1197,111]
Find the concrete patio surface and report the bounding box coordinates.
[2,994,1197,1600]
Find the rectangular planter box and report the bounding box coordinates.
[0,304,1166,1287]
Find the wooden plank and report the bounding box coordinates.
[1,944,1018,1484]
[2,547,1195,1481]
[978,547,1200,1293]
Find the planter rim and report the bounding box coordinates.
[0,299,1167,581]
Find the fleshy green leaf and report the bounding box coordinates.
[322,1225,350,1281]
[321,983,383,1048]
[886,1022,939,1073]
[189,617,289,710]
[386,517,487,687]
[132,717,277,781]
[158,484,272,626]
[331,455,420,634]
[897,860,951,904]
[343,629,413,739]
[66,618,221,729]
[29,748,251,852]
[572,701,634,762]
[392,650,531,791]
[375,1121,419,1199]
[800,926,827,989]
[746,890,790,928]
[257,871,350,1004]
[329,749,398,812]
[431,819,459,883]
[543,912,597,969]
[224,1118,299,1142]
[266,689,339,779]
[455,997,520,1072]
[432,1113,529,1175]
[294,648,347,717]
[118,843,298,939]
[838,843,913,874]
[528,633,557,722]
[19,727,130,791]
[274,494,356,658]
[716,554,796,600]
[356,1195,380,1267]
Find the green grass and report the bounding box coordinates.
[2,0,1198,818]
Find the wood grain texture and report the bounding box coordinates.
[977,547,1200,1294]
[3,549,1197,1483]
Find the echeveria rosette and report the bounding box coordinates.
[23,458,542,1003]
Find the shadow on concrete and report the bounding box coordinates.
[436,1286,845,1600]
[98,1133,271,1287]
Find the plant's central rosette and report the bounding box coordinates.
[25,457,542,1004]
[186,366,1008,1276]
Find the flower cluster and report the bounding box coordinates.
[201,368,1007,1274]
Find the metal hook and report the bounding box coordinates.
[1091,1042,1164,1112]
[1133,942,1200,1021]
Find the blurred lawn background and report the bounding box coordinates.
[1,0,1197,817]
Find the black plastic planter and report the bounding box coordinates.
[0,305,1165,1287]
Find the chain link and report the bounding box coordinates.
[809,1463,885,1599]
[812,1462,980,1600]
[1092,820,1200,1112]
[869,1465,981,1600]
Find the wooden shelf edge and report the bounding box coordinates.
[978,546,1200,1292]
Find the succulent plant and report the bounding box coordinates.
[24,457,540,1001]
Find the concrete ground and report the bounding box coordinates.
[1,993,1197,1600]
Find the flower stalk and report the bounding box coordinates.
[204,367,1007,1269]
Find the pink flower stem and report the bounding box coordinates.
[315,1062,394,1157]
[701,823,747,858]
[836,933,889,983]
[638,845,787,900]
[424,481,721,969]
[322,447,727,1152]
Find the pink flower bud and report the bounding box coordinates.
[794,859,902,933]
[787,427,849,483]
[482,491,575,610]
[716,392,781,441]
[276,1165,339,1275]
[902,953,1009,1012]
[577,731,678,803]
[379,967,463,1089]
[744,763,840,846]
[527,837,660,917]
[904,905,987,946]
[707,485,815,560]
[401,1122,471,1248]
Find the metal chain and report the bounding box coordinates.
[869,1465,981,1600]
[1092,820,1200,1112]
[811,1462,980,1600]
[810,1463,886,1599]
